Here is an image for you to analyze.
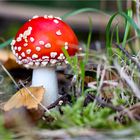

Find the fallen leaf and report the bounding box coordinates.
[4,107,31,129]
[4,106,45,128]
[4,86,45,111]
[0,50,9,62]
[0,50,22,69]
[4,52,22,69]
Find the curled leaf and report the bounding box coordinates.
[4,86,45,111]
[0,50,21,69]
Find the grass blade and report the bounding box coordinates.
[116,25,120,44]
[122,9,132,48]
[106,11,140,57]
[0,38,13,49]
[86,17,92,62]
[61,7,110,20]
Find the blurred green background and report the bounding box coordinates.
[0,0,129,46]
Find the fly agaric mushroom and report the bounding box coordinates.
[11,15,78,107]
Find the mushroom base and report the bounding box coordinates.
[31,67,58,107]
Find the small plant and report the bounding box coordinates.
[42,96,123,129]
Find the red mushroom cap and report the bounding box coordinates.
[11,15,79,68]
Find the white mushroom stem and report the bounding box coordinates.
[31,67,58,107]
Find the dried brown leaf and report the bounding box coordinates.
[0,50,9,62]
[4,86,45,111]
[4,51,21,69]
[0,50,21,69]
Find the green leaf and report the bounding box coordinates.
[62,47,72,65]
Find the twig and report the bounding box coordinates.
[114,60,140,99]
[125,35,138,44]
[88,80,119,89]
[87,93,123,112]
[97,65,106,93]
[19,80,51,115]
[114,43,140,71]
[33,128,95,139]
[0,75,4,84]
[47,94,70,110]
